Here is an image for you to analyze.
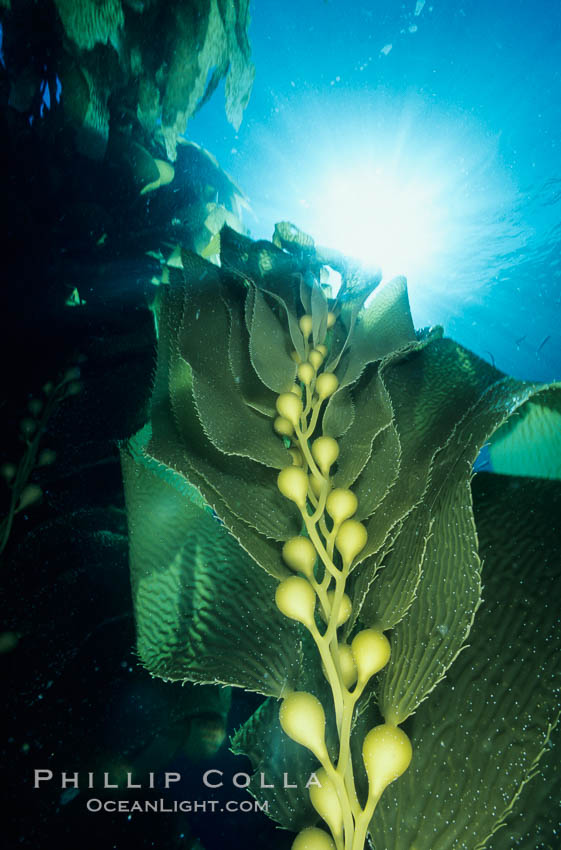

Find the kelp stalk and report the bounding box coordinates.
[0,368,81,556]
[273,313,412,850]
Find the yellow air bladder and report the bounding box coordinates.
[335,519,368,565]
[292,826,337,850]
[280,692,328,762]
[299,314,313,338]
[274,416,294,437]
[288,447,303,466]
[309,348,325,370]
[326,488,358,525]
[276,392,303,426]
[351,629,391,683]
[322,643,357,689]
[298,362,315,385]
[312,436,340,475]
[315,372,339,399]
[282,536,317,578]
[362,724,412,800]
[275,577,317,628]
[321,590,352,627]
[309,473,324,498]
[337,643,358,688]
[309,768,343,839]
[277,467,309,508]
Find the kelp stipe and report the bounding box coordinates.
[122,225,561,849]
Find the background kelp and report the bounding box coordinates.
[122,227,561,848]
[0,288,298,849]
[0,0,253,161]
[0,0,250,305]
[0,0,250,361]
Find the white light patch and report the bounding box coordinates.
[324,265,343,298]
[239,91,524,325]
[315,168,443,283]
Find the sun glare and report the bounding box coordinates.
[314,167,444,283]
[241,91,526,323]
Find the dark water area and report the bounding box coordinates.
[1,3,560,850]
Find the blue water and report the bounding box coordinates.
[189,0,561,383]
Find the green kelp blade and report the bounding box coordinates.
[255,244,300,289]
[379,473,482,725]
[249,289,298,392]
[379,375,561,725]
[231,698,318,832]
[310,274,329,346]
[353,422,401,522]
[158,273,300,544]
[153,358,292,578]
[478,483,561,850]
[336,275,417,388]
[337,264,382,323]
[150,275,186,421]
[220,225,298,297]
[262,286,306,362]
[487,387,561,479]
[367,473,561,850]
[324,308,350,371]
[322,384,355,438]
[333,364,396,491]
[244,280,255,333]
[326,265,382,372]
[299,272,313,314]
[122,431,302,696]
[325,288,409,469]
[151,282,295,577]
[219,226,270,281]
[223,228,306,327]
[273,220,316,256]
[226,282,278,417]
[359,503,431,632]
[360,337,504,565]
[168,357,301,543]
[486,723,561,850]
[175,255,289,468]
[231,643,337,831]
[345,518,404,640]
